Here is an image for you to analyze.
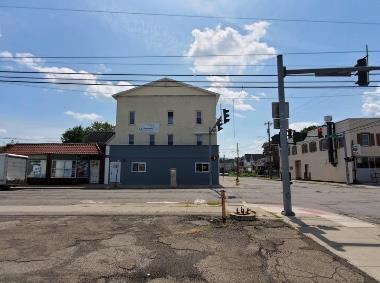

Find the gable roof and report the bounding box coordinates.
[84,131,115,144]
[5,143,103,155]
[112,77,220,99]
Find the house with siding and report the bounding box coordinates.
[286,118,380,184]
[105,78,220,187]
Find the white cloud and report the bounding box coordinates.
[185,22,275,112]
[362,86,380,117]
[289,121,319,132]
[64,111,103,121]
[1,51,134,98]
[185,22,276,74]
[0,128,7,133]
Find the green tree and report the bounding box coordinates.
[61,126,87,143]
[61,122,115,143]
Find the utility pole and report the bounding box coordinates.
[265,121,273,179]
[236,142,240,186]
[277,55,294,216]
[342,132,350,184]
[208,127,212,187]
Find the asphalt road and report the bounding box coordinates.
[1,177,379,224]
[0,215,374,282]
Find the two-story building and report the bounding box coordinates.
[104,78,220,187]
[287,118,380,184]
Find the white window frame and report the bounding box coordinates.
[195,162,210,173]
[51,160,76,178]
[131,162,146,173]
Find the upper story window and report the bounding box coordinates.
[129,134,134,145]
[168,111,174,125]
[291,146,297,155]
[196,134,203,146]
[196,111,202,124]
[309,141,317,153]
[360,133,370,146]
[129,111,135,125]
[149,134,155,146]
[168,134,174,145]
[301,144,308,154]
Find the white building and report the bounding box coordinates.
[287,118,380,184]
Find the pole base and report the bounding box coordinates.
[281,210,295,216]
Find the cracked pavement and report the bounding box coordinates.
[0,215,375,282]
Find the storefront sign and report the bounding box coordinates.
[137,123,160,133]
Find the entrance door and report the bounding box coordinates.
[170,168,177,187]
[304,164,309,180]
[90,160,100,184]
[109,161,121,183]
[295,160,302,179]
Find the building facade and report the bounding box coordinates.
[5,143,105,185]
[287,118,380,184]
[105,78,220,187]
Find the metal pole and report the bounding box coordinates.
[277,55,295,216]
[265,121,273,179]
[209,127,212,187]
[236,142,240,185]
[221,189,226,223]
[343,132,350,184]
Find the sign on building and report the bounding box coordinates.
[352,144,361,157]
[137,123,160,133]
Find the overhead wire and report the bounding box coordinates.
[1,4,380,26]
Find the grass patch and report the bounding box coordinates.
[207,200,221,206]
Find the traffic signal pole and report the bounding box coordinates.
[276,52,380,216]
[277,55,295,216]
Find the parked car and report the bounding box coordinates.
[0,153,28,190]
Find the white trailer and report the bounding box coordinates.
[0,153,28,190]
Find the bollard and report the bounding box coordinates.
[221,190,226,224]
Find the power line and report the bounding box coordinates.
[1,51,379,60]
[0,75,375,84]
[1,4,380,26]
[1,79,379,89]
[0,70,277,77]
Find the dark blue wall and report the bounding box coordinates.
[109,145,219,186]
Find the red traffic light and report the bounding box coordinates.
[317,127,323,138]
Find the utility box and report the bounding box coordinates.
[0,153,28,190]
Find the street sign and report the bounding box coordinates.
[352,144,361,156]
[273,118,289,129]
[272,102,289,119]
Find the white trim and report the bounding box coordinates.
[131,162,146,173]
[195,162,210,173]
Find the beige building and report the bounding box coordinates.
[105,78,221,186]
[287,118,380,184]
[108,78,218,146]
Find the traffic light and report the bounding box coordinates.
[216,117,223,131]
[287,129,293,139]
[355,57,369,86]
[222,109,230,124]
[317,127,323,139]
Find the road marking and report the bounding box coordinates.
[146,201,180,204]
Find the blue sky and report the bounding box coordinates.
[0,0,380,156]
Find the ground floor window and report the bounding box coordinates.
[27,159,47,178]
[51,160,76,178]
[131,162,146,172]
[76,160,89,177]
[195,162,209,173]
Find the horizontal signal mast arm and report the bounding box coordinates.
[285,66,380,76]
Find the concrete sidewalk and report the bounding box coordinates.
[252,204,380,281]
